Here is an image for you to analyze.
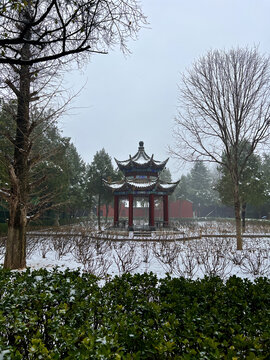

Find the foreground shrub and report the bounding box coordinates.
[0,269,269,359]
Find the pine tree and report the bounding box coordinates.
[86,149,117,230]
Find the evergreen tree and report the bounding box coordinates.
[33,133,87,225]
[159,168,172,182]
[86,149,117,230]
[62,143,87,220]
[189,161,214,216]
[174,174,191,200]
[174,162,218,216]
[0,103,87,226]
[216,142,266,230]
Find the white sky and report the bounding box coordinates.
[61,0,270,177]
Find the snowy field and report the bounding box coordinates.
[0,220,269,280]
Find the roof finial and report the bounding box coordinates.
[139,141,144,149]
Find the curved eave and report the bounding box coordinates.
[151,158,169,170]
[115,157,169,171]
[104,179,157,192]
[104,178,180,196]
[103,179,126,192]
[157,180,180,194]
[114,158,129,167]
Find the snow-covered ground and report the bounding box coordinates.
[0,220,269,280]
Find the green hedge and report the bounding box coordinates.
[0,269,269,359]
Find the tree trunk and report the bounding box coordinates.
[4,206,27,269]
[241,202,246,233]
[233,184,243,250]
[98,194,101,231]
[4,36,31,269]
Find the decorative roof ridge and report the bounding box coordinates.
[114,142,169,171]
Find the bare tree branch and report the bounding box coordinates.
[171,47,270,249]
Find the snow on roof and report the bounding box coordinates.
[105,178,179,194]
[128,180,156,188]
[108,183,124,189]
[159,183,178,190]
[104,178,158,191]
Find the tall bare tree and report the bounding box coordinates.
[171,47,270,250]
[0,1,146,269]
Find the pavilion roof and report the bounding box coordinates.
[115,141,168,173]
[104,177,179,196]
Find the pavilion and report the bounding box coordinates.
[104,141,179,230]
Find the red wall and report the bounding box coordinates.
[170,199,193,218]
[99,199,193,219]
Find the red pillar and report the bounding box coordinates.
[128,194,134,229]
[149,194,155,228]
[114,195,119,227]
[163,195,169,227]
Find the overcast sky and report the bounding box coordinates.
[61,0,270,177]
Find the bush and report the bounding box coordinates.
[0,269,269,359]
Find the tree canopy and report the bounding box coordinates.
[0,0,146,65]
[86,148,118,229]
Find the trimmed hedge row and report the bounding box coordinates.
[0,268,269,359]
